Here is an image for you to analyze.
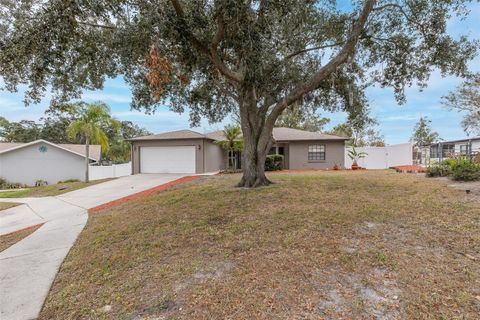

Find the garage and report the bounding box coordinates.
[140,146,196,173]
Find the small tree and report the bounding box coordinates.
[216,125,243,171]
[348,145,368,166]
[410,117,440,146]
[67,103,119,182]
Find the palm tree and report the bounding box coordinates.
[67,102,119,182]
[217,125,243,170]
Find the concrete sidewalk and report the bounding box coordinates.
[0,174,189,320]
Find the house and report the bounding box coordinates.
[0,139,101,186]
[129,127,348,174]
[415,137,480,165]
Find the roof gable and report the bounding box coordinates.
[0,140,101,160]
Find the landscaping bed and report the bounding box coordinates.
[40,171,480,319]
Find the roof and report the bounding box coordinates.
[271,127,349,141]
[429,136,480,145]
[131,127,348,142]
[129,129,206,141]
[0,140,101,161]
[205,127,349,142]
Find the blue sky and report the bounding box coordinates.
[0,2,479,144]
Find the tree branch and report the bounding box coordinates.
[169,0,242,83]
[265,0,377,129]
[284,42,345,60]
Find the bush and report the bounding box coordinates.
[265,154,284,171]
[451,161,480,181]
[426,157,480,181]
[0,178,24,189]
[58,179,81,183]
[425,164,451,177]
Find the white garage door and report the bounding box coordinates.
[140,146,196,173]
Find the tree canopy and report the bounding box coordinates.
[442,73,480,136]
[0,0,478,186]
[410,117,440,146]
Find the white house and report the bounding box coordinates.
[0,140,101,186]
[417,137,480,165]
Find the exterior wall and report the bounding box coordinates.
[131,139,206,174]
[287,140,345,170]
[0,142,85,186]
[345,143,413,169]
[204,140,226,172]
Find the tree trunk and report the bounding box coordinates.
[237,96,274,188]
[85,137,90,183]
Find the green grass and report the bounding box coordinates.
[40,171,480,319]
[0,179,112,198]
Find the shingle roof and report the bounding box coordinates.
[206,127,348,142]
[271,127,349,141]
[0,140,101,161]
[132,127,348,142]
[129,129,206,141]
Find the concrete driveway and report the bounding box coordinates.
[0,174,189,320]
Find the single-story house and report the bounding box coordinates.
[0,139,101,186]
[129,127,348,174]
[415,137,480,165]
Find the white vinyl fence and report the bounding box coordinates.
[89,162,132,180]
[345,143,413,169]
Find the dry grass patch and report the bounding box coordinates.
[0,224,43,252]
[0,202,19,211]
[40,171,480,319]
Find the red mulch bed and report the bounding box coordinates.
[88,176,199,214]
[392,165,426,173]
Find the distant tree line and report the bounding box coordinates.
[0,102,151,162]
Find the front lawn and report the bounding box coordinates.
[40,171,480,319]
[0,179,111,198]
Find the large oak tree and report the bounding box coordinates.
[0,0,478,186]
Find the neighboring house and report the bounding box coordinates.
[0,139,101,186]
[415,137,480,165]
[129,127,348,174]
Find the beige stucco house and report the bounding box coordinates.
[0,139,101,186]
[129,127,348,174]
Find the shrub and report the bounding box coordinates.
[58,179,81,183]
[451,161,480,181]
[265,154,284,171]
[425,164,451,177]
[35,180,48,187]
[0,178,24,189]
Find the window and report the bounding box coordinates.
[460,144,470,155]
[442,144,455,157]
[308,145,325,161]
[430,145,440,158]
